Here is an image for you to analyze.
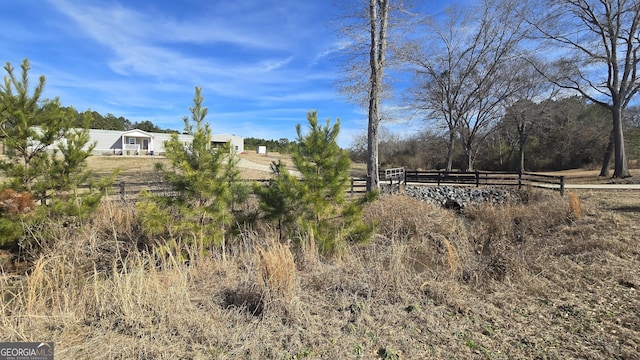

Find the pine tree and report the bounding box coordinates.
[0,59,72,197]
[138,87,244,256]
[0,59,111,246]
[256,111,372,255]
[45,110,113,220]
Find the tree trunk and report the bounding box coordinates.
[599,129,613,177]
[366,114,379,191]
[611,106,630,178]
[466,149,474,172]
[519,141,525,174]
[518,124,526,173]
[445,131,455,172]
[366,0,388,193]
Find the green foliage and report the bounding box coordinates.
[255,111,373,255]
[44,113,114,221]
[244,137,294,153]
[0,218,23,246]
[253,161,305,240]
[0,59,112,247]
[0,59,73,194]
[137,87,243,254]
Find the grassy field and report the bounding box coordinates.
[0,157,638,359]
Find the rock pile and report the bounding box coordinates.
[404,185,514,210]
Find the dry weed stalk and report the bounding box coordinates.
[299,229,318,267]
[442,237,461,278]
[568,192,582,220]
[258,241,297,302]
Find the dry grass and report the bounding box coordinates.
[1,189,639,358]
[257,241,298,305]
[568,191,583,219]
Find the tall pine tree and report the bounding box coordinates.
[256,111,372,255]
[138,87,244,257]
[0,59,111,246]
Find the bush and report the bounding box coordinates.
[255,111,373,256]
[137,87,244,257]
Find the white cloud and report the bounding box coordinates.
[14,0,363,146]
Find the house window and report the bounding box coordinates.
[129,138,136,145]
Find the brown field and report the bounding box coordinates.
[0,158,639,359]
[87,152,292,182]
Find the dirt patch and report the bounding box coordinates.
[88,154,287,183]
[240,151,294,168]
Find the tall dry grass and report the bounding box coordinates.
[1,189,637,358]
[0,200,318,358]
[568,191,583,220]
[256,240,299,319]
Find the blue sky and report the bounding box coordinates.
[0,0,453,148]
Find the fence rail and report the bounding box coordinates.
[391,170,565,195]
[106,170,565,202]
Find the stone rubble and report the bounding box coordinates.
[403,185,515,210]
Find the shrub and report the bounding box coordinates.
[0,189,35,216]
[0,189,35,247]
[463,190,575,282]
[138,87,244,257]
[568,191,583,220]
[255,111,373,256]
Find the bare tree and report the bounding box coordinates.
[364,0,389,191]
[336,0,416,192]
[406,0,531,171]
[529,0,640,178]
[500,58,555,173]
[502,99,548,172]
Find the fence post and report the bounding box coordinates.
[120,181,126,201]
[475,170,480,187]
[560,176,565,196]
[518,171,522,190]
[437,171,441,186]
[350,178,354,197]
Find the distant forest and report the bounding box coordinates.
[65,107,178,134]
[348,97,640,172]
[243,137,293,153]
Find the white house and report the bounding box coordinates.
[0,128,244,156]
[86,129,244,155]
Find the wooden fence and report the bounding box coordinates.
[399,170,565,195]
[112,179,371,200]
[109,170,565,201]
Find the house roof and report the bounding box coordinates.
[121,129,154,138]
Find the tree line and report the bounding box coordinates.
[339,0,640,185]
[243,137,294,154]
[350,96,640,172]
[62,107,178,133]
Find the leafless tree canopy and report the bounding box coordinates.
[404,0,533,171]
[528,0,640,177]
[335,0,640,178]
